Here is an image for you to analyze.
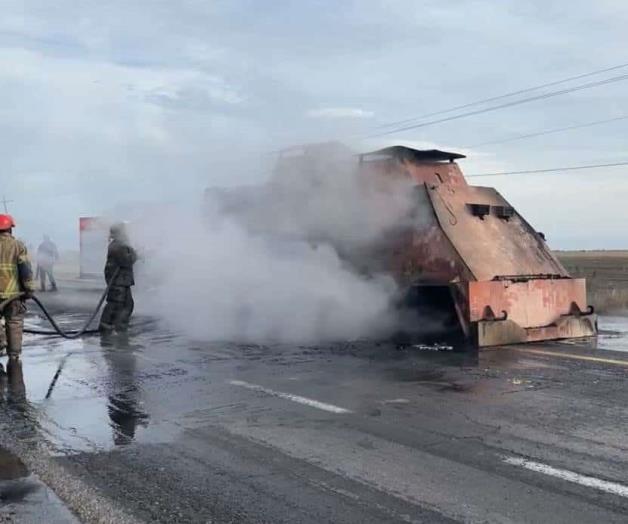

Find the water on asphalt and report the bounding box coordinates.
[8,309,628,456]
[1,304,627,523]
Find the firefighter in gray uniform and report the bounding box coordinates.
[99,223,137,334]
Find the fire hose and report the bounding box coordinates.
[0,269,119,339]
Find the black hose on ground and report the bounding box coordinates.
[24,292,106,338]
[0,269,119,339]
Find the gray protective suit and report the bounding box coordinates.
[98,232,138,333]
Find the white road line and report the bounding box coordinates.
[229,380,352,414]
[513,348,628,367]
[504,457,628,498]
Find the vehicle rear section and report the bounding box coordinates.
[359,146,597,347]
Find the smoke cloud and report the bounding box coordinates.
[130,143,418,343]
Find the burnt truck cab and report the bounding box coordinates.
[358,146,597,347]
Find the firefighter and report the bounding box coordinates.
[98,222,137,334]
[0,214,35,359]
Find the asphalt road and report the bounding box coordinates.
[1,291,627,523]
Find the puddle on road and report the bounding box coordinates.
[390,365,478,393]
[2,313,179,455]
[597,315,628,353]
[7,309,628,461]
[394,368,446,383]
[0,446,79,522]
[0,447,28,481]
[0,446,41,505]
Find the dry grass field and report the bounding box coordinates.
[45,250,628,313]
[556,250,628,313]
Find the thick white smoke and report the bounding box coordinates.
[131,143,418,343]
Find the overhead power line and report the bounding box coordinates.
[378,60,628,130]
[1,195,13,213]
[468,114,628,148]
[367,72,628,138]
[467,160,628,178]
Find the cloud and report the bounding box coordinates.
[144,73,245,108]
[307,107,375,119]
[1,0,628,251]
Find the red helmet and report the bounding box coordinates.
[0,214,15,230]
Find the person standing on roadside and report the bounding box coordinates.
[0,215,35,360]
[36,234,59,292]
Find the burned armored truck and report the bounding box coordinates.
[356,145,596,346]
[206,143,597,347]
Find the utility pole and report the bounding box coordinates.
[1,195,13,213]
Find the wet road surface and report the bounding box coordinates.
[1,295,628,523]
[0,443,78,522]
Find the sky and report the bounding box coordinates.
[1,0,628,250]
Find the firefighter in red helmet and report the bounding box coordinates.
[0,215,35,359]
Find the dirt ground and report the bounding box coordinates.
[556,250,628,313]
